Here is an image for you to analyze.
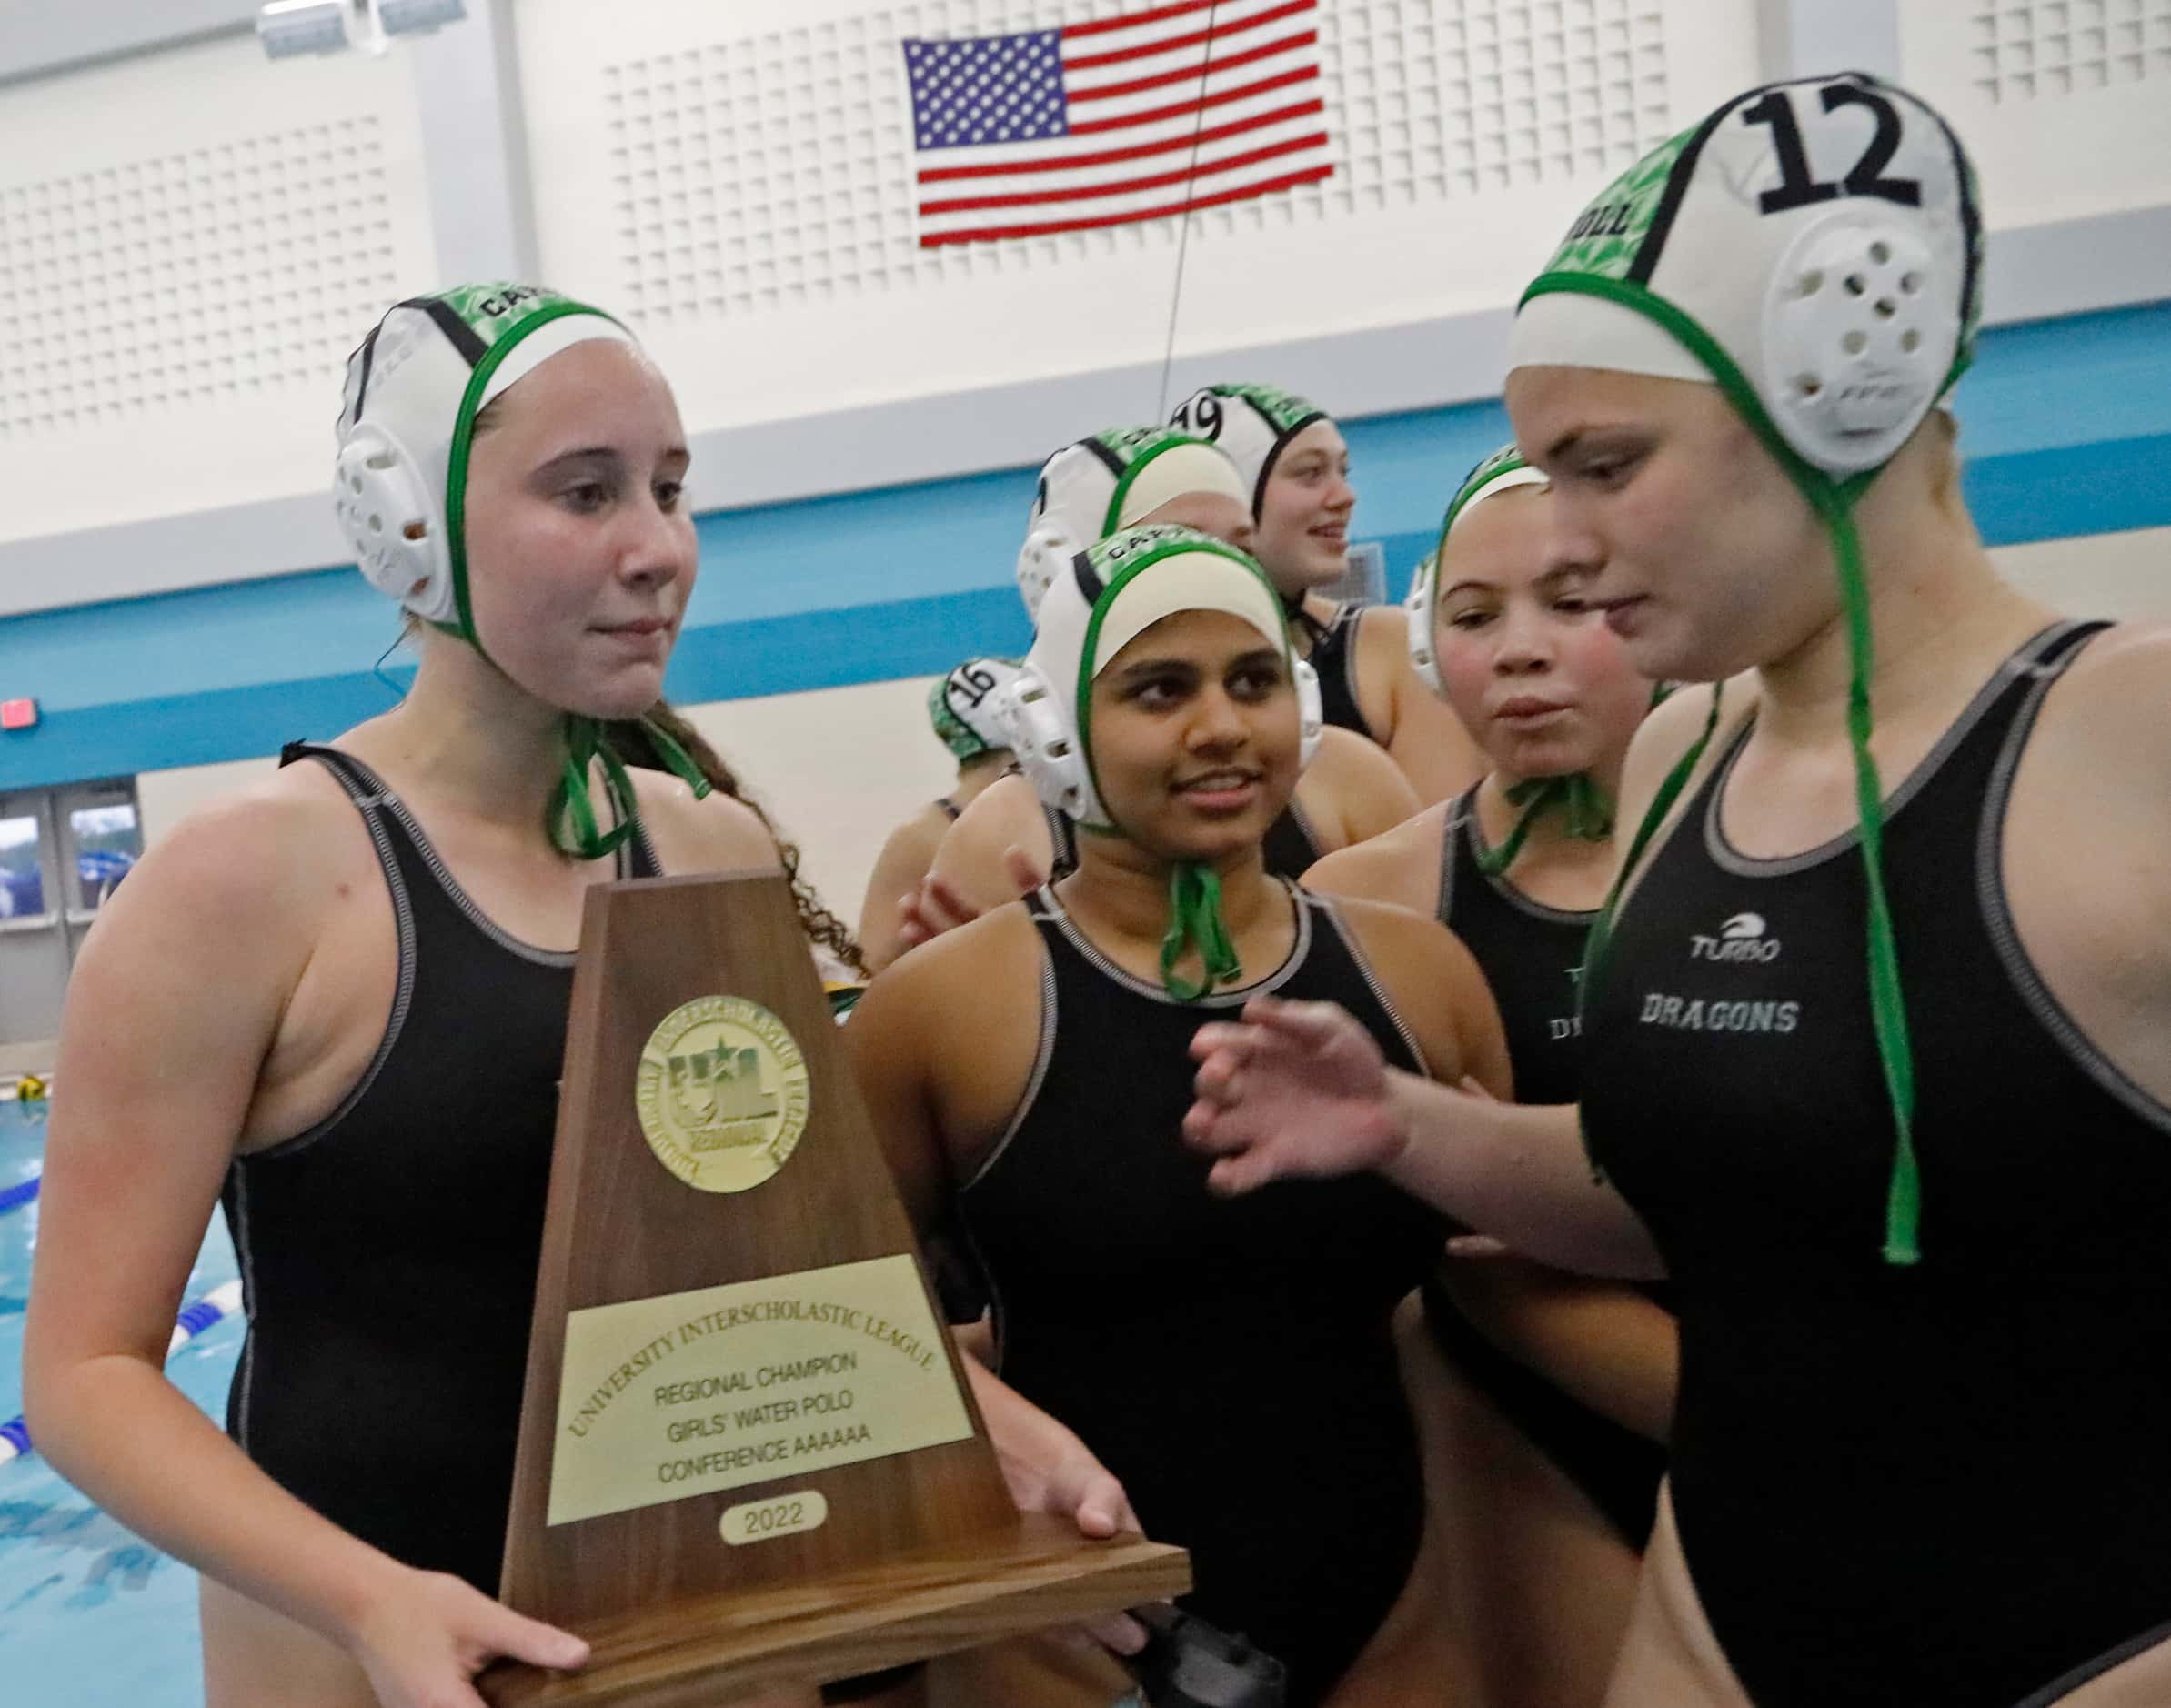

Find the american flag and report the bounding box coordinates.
[901,0,1332,248]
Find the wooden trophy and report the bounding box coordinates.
[481,870,1189,1705]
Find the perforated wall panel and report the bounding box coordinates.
[0,33,438,547]
[1,117,399,437]
[1962,0,2171,103]
[1901,1,2171,227]
[518,0,1759,438]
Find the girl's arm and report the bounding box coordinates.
[1186,999,1663,1279]
[23,796,586,1708]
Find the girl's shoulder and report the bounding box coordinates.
[624,763,779,871]
[1302,800,1452,914]
[1310,889,1513,1095]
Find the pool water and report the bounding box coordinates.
[0,1098,242,1707]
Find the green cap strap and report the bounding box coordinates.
[635,717,716,802]
[1817,490,1921,1266]
[1161,860,1243,1001]
[1474,772,1613,879]
[550,717,638,860]
[548,715,712,861]
[1575,684,1724,1183]
[441,297,624,658]
[404,289,667,865]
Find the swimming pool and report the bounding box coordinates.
[0,1096,242,1707]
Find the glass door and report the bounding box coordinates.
[0,790,69,1047]
[55,780,144,966]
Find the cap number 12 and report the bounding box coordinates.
[1742,83,1923,216]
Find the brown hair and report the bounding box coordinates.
[607,704,869,978]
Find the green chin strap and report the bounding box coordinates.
[1076,820,1246,1001]
[1541,270,1953,1268]
[426,299,712,861]
[1161,862,1245,1002]
[1474,772,1613,879]
[548,715,713,860]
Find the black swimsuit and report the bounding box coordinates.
[1303,602,1377,745]
[1582,621,2171,1706]
[223,745,658,1593]
[960,884,1445,1705]
[1421,787,1668,1545]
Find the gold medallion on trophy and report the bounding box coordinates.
[636,996,811,1194]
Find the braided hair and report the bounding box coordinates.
[608,704,869,978]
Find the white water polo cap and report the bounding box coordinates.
[1533,76,1988,1268]
[928,657,1025,762]
[1406,444,1551,694]
[1017,427,1249,620]
[1001,524,1323,834]
[334,284,638,636]
[1168,383,1331,517]
[1509,71,1982,479]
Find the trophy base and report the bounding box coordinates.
[478,1514,1191,1706]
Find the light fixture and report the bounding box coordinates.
[379,0,468,35]
[256,0,466,60]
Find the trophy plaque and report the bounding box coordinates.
[480,870,1188,1704]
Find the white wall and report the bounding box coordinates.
[1898,0,2171,230]
[0,30,440,548]
[1990,524,2171,620]
[136,751,277,847]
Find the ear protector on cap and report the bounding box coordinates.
[929,657,1024,762]
[1403,548,1443,695]
[334,422,457,623]
[997,663,1091,820]
[1015,523,1075,623]
[1762,214,1957,473]
[1293,655,1324,768]
[1015,437,1124,622]
[1405,446,1552,694]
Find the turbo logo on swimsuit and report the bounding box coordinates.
[1689,912,1783,963]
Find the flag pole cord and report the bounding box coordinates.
[1155,3,1224,417]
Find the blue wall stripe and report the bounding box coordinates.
[1960,435,2171,550]
[0,589,1036,790]
[2,301,2166,791]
